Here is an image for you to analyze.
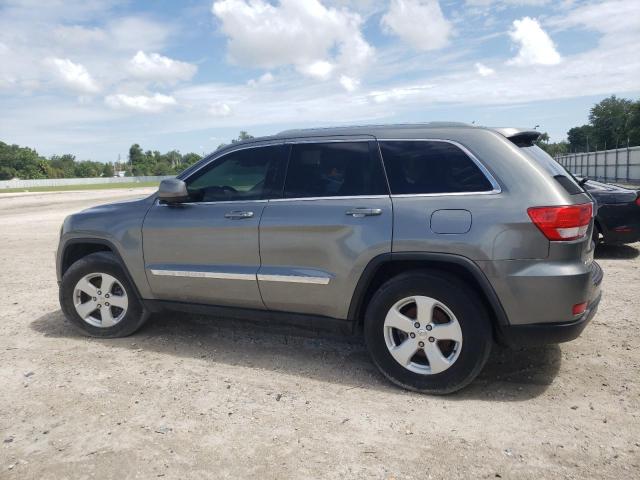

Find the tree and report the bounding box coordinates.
[589,95,633,149]
[0,166,17,180]
[102,162,115,177]
[567,125,595,152]
[182,152,202,169]
[218,131,255,150]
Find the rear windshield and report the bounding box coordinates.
[520,145,584,195]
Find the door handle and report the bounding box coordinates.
[224,210,254,219]
[345,208,383,218]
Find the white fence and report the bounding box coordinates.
[0,175,173,190]
[556,146,640,184]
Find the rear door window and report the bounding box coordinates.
[284,141,388,198]
[379,140,494,194]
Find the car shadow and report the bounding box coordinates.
[595,243,639,259]
[31,310,561,401]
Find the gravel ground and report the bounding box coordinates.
[1,189,639,479]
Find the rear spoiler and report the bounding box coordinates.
[491,128,542,147]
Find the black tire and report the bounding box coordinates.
[60,252,148,338]
[363,270,492,394]
[592,223,602,246]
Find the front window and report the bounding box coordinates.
[186,145,283,202]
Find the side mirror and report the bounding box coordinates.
[158,179,189,204]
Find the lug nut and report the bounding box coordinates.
[97,291,102,295]
[414,322,420,328]
[429,337,435,343]
[418,341,425,347]
[105,302,110,307]
[105,293,110,298]
[426,325,432,331]
[409,332,416,338]
[97,304,102,309]
[92,297,97,301]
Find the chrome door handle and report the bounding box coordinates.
[345,208,383,218]
[224,210,254,219]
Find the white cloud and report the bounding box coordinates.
[298,60,335,80]
[475,62,495,76]
[465,0,549,6]
[508,17,561,66]
[247,72,274,86]
[46,58,100,93]
[369,84,433,103]
[339,75,360,92]
[128,51,197,84]
[212,0,373,80]
[209,102,232,116]
[381,0,453,51]
[104,93,177,113]
[108,17,171,52]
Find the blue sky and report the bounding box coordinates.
[0,0,638,162]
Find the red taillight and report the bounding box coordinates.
[527,203,593,241]
[572,302,587,316]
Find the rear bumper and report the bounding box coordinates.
[601,225,640,244]
[497,261,603,347]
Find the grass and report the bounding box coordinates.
[0,181,160,194]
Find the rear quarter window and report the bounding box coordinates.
[379,140,494,195]
[520,145,585,195]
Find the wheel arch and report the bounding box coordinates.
[348,252,510,332]
[59,238,143,300]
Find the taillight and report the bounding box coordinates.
[527,203,593,241]
[635,195,640,207]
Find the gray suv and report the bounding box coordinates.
[56,123,602,393]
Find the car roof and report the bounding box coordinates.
[223,123,540,145]
[211,123,542,158]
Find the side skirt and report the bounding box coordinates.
[142,299,355,335]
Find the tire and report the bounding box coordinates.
[60,251,148,338]
[363,270,492,394]
[592,223,602,246]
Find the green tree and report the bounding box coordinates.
[217,131,255,150]
[589,95,634,149]
[0,166,17,180]
[567,125,595,152]
[102,162,115,177]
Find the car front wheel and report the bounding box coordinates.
[60,252,148,338]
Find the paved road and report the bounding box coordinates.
[1,189,638,479]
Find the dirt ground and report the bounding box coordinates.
[1,188,638,480]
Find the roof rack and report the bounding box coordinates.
[277,122,472,136]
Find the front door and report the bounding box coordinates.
[258,139,393,320]
[142,143,285,308]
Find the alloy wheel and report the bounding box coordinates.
[383,295,463,375]
[73,272,128,328]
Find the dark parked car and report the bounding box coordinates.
[580,179,640,245]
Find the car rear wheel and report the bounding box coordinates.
[364,271,492,394]
[60,252,148,338]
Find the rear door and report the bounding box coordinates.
[258,138,392,320]
[142,143,285,308]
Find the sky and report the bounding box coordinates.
[0,0,639,163]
